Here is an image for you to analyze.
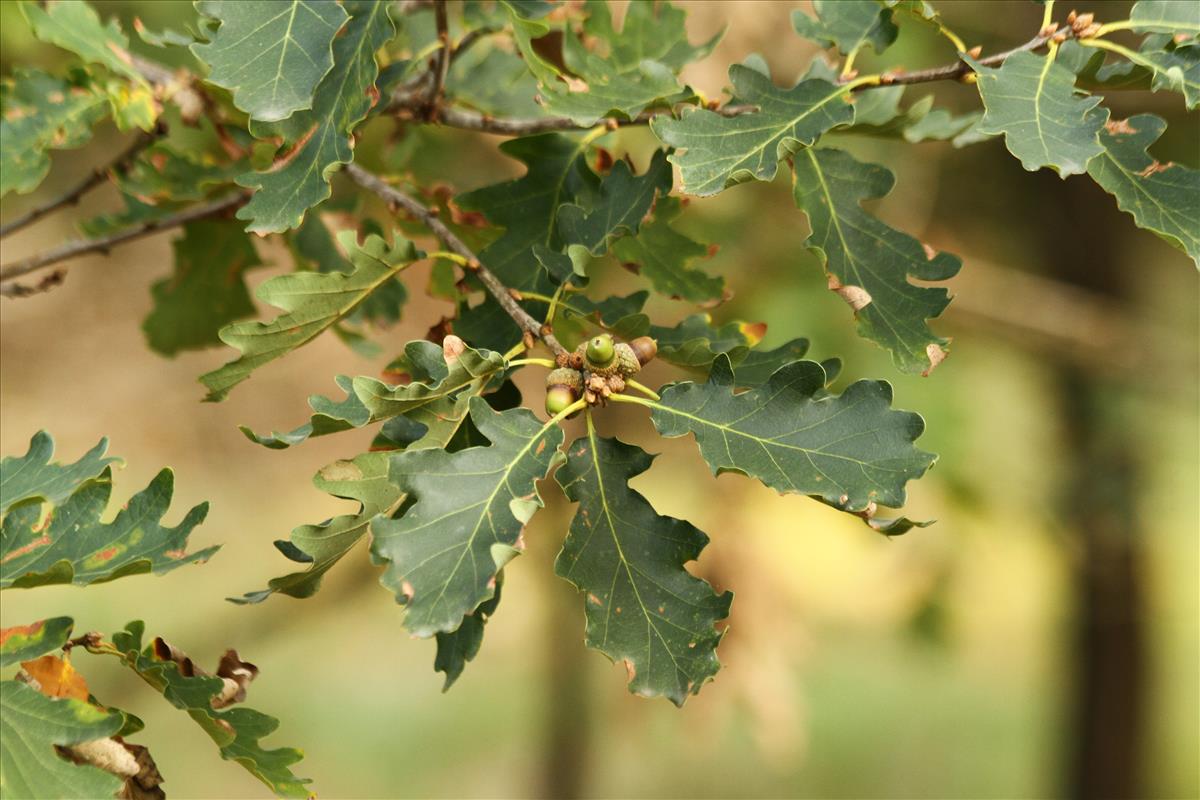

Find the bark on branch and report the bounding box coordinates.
[343,162,567,356]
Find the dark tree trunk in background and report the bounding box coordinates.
[1043,177,1146,800]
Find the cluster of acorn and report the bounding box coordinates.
[545,333,657,415]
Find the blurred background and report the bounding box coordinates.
[1,1,1196,798]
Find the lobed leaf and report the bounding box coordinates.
[651,65,855,196]
[555,431,731,706]
[611,197,726,305]
[1087,114,1200,266]
[19,0,146,85]
[968,51,1108,177]
[791,147,960,375]
[0,70,107,197]
[791,1,898,56]
[644,355,935,517]
[236,0,394,234]
[0,431,117,516]
[1,466,215,590]
[200,232,421,401]
[240,339,506,449]
[191,0,348,123]
[109,622,310,798]
[144,219,265,356]
[0,680,125,800]
[370,398,565,637]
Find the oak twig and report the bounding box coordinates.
[343,162,567,356]
[0,127,163,239]
[0,194,247,284]
[844,29,1066,89]
[426,0,451,120]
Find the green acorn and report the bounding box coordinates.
[545,367,583,416]
[584,334,615,368]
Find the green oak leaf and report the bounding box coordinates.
[611,196,726,304]
[0,431,118,515]
[1087,114,1200,266]
[200,232,421,401]
[649,314,766,371]
[968,51,1108,177]
[542,59,685,126]
[453,133,600,348]
[503,1,562,85]
[577,0,722,72]
[557,149,673,256]
[371,398,565,637]
[1128,0,1200,35]
[0,680,125,800]
[143,219,265,356]
[233,451,395,604]
[109,622,310,798]
[19,0,146,85]
[240,339,505,449]
[434,572,503,690]
[791,1,898,56]
[447,45,545,118]
[651,65,856,196]
[0,617,74,668]
[0,69,107,197]
[191,0,348,123]
[116,143,244,204]
[726,338,814,386]
[236,1,393,234]
[1,465,215,590]
[551,291,652,347]
[555,431,731,706]
[902,108,984,143]
[1091,41,1199,109]
[644,355,935,516]
[791,147,960,375]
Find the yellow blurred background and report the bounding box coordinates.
[1,1,1197,798]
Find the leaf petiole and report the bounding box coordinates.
[624,379,661,401]
[428,250,470,267]
[509,357,556,368]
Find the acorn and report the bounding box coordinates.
[628,336,658,366]
[584,334,615,369]
[545,367,583,416]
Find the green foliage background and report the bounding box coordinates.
[1,1,1196,798]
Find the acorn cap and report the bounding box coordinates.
[546,367,583,391]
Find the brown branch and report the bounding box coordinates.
[0,270,65,299]
[343,162,567,356]
[0,193,247,283]
[425,0,452,120]
[393,100,757,135]
[843,29,1063,90]
[0,127,163,239]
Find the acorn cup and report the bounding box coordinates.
[545,367,583,417]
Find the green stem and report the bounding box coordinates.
[1093,19,1134,37]
[428,250,470,266]
[510,357,556,368]
[549,397,588,425]
[624,379,661,401]
[841,45,861,77]
[1041,0,1056,31]
[502,342,527,360]
[608,393,657,410]
[1077,37,1143,63]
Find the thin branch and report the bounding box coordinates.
[343,162,567,356]
[845,29,1064,89]
[0,193,247,283]
[395,101,757,135]
[0,127,162,239]
[426,0,452,119]
[0,270,65,299]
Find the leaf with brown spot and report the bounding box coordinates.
[792,147,959,374]
[555,431,731,706]
[1,434,215,590]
